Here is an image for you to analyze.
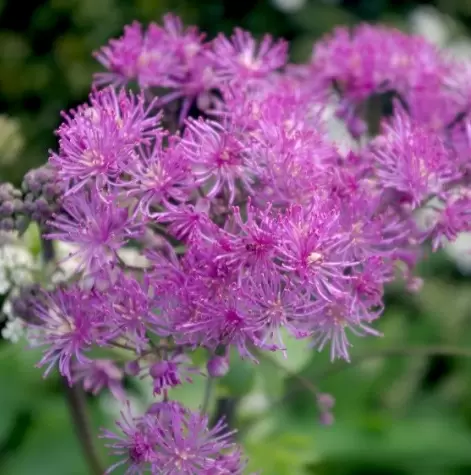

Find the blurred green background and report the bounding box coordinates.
[3,0,471,474]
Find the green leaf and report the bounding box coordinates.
[1,398,89,475]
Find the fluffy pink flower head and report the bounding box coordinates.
[73,359,126,401]
[46,189,143,276]
[275,200,354,300]
[94,15,205,89]
[310,294,382,361]
[240,271,315,352]
[123,134,194,217]
[181,118,253,203]
[50,87,160,195]
[312,24,447,101]
[371,105,458,208]
[209,28,288,83]
[215,202,279,277]
[101,402,158,475]
[29,286,96,383]
[150,402,241,474]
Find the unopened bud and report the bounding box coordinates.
[206,355,229,378]
[124,360,140,376]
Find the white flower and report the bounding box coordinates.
[1,318,25,343]
[0,244,37,294]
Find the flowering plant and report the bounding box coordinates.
[2,13,471,474]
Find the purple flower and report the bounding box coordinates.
[177,291,256,360]
[310,295,382,361]
[156,198,213,241]
[371,106,458,208]
[240,271,315,352]
[148,353,199,395]
[101,402,157,475]
[46,189,143,276]
[123,134,194,217]
[29,287,95,383]
[72,359,126,401]
[150,403,242,474]
[181,118,253,203]
[208,28,288,83]
[50,87,160,195]
[103,402,244,475]
[217,203,279,276]
[275,202,354,300]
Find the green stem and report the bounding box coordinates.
[63,379,104,475]
[202,377,214,415]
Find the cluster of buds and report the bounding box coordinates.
[22,164,64,226]
[0,183,26,232]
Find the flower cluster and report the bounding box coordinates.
[3,13,471,474]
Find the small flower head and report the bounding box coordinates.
[46,189,143,276]
[181,118,252,203]
[151,402,242,474]
[29,286,96,383]
[209,28,288,83]
[73,359,126,401]
[50,87,160,195]
[371,106,458,207]
[102,402,157,475]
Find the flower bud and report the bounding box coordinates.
[21,164,64,225]
[0,183,26,231]
[124,360,140,376]
[206,355,229,378]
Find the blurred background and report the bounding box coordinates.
[2,0,471,474]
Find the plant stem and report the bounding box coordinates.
[202,376,214,415]
[63,379,104,475]
[41,237,103,475]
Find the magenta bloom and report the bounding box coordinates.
[50,87,160,195]
[102,402,244,475]
[29,287,95,383]
[371,106,458,207]
[275,202,354,300]
[240,271,316,352]
[181,118,252,203]
[46,189,143,276]
[72,359,126,401]
[209,28,288,82]
[150,403,241,474]
[216,203,279,276]
[148,353,199,395]
[310,295,382,361]
[177,291,256,359]
[156,199,213,241]
[123,134,194,217]
[102,402,158,475]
